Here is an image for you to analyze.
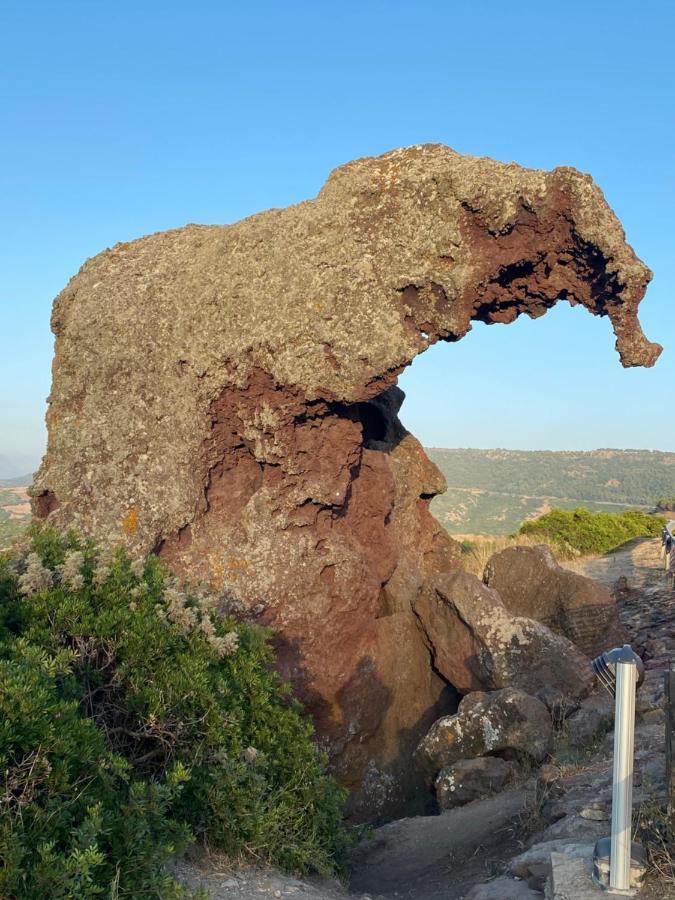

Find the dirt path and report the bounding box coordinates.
[177,789,533,900]
[564,537,675,664]
[563,536,665,592]
[349,789,530,899]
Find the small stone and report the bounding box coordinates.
[641,708,665,725]
[510,839,594,879]
[579,802,610,821]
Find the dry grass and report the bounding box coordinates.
[456,533,552,578]
[634,797,675,888]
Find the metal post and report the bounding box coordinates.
[667,669,675,815]
[610,658,637,893]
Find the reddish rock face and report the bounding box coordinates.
[32,145,660,819]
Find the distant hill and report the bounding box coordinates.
[427,448,675,536]
[0,474,34,488]
[0,453,38,479]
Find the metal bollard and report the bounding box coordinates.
[610,657,637,892]
[591,645,645,895]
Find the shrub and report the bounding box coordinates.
[519,507,665,556]
[0,528,347,898]
[0,634,194,899]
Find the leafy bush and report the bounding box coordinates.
[519,507,665,556]
[0,528,347,898]
[655,496,675,512]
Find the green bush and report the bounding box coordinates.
[519,507,665,556]
[0,528,347,898]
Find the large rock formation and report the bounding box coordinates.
[32,144,660,819]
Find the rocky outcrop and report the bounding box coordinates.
[32,145,659,818]
[414,571,594,700]
[484,544,626,656]
[415,688,553,780]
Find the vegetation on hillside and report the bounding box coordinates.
[0,513,27,551]
[655,496,675,512]
[428,448,675,535]
[0,480,32,551]
[518,507,665,556]
[0,527,348,898]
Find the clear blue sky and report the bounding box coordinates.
[1,1,673,475]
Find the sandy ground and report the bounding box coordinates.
[1,485,30,518]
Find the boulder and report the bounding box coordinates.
[435,756,517,810]
[415,688,553,779]
[510,839,594,892]
[566,693,613,747]
[483,545,626,657]
[414,571,594,700]
[32,144,659,818]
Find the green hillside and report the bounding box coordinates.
[0,475,32,549]
[427,448,675,535]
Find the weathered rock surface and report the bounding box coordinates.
[435,756,517,810]
[484,545,626,657]
[32,144,659,817]
[414,571,594,699]
[415,688,553,779]
[565,693,613,747]
[509,839,594,881]
[464,877,543,899]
